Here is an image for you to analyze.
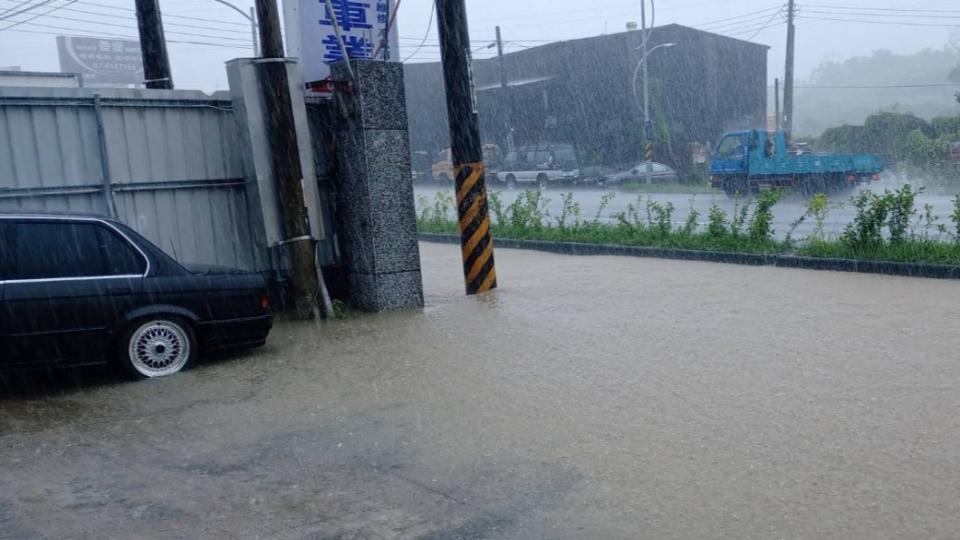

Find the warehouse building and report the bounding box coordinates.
[405,24,768,176]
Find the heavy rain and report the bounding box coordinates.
[2,0,960,538]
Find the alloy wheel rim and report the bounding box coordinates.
[129,321,190,377]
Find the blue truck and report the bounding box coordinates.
[709,130,885,197]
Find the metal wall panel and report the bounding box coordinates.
[0,87,260,270]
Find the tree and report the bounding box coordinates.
[949,64,960,84]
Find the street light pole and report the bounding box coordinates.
[632,41,675,184]
[208,0,259,55]
[641,0,651,184]
[250,7,259,57]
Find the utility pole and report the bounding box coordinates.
[436,0,498,295]
[774,77,781,131]
[134,0,173,89]
[641,0,653,185]
[495,25,514,151]
[495,26,507,90]
[783,0,795,137]
[254,0,320,318]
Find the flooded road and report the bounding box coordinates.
[416,182,959,240]
[4,243,960,538]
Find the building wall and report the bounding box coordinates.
[0,71,82,88]
[404,25,768,173]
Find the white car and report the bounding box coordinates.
[499,143,581,189]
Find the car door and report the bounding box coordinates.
[712,133,748,175]
[0,221,12,365]
[1,220,144,366]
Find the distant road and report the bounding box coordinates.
[414,181,958,240]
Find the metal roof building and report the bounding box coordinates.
[404,24,769,173]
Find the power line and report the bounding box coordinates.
[73,0,250,27]
[0,0,58,21]
[803,4,960,15]
[801,8,960,20]
[693,5,781,29]
[0,0,253,37]
[798,14,960,28]
[0,11,252,41]
[0,24,250,49]
[401,2,434,62]
[1,0,75,30]
[741,8,784,40]
[0,0,35,18]
[0,1,251,35]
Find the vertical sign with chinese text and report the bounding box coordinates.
[296,0,398,91]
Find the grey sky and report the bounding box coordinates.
[0,0,955,92]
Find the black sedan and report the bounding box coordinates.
[0,213,272,378]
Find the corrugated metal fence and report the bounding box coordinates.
[0,87,259,270]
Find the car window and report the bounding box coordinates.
[11,222,105,280]
[552,147,576,163]
[716,135,743,158]
[652,163,668,173]
[0,222,12,280]
[97,226,146,276]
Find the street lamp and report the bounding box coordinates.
[208,0,259,56]
[632,41,675,184]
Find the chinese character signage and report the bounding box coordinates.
[56,36,143,86]
[296,0,398,90]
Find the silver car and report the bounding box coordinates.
[596,161,679,186]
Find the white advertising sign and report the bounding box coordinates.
[288,0,399,92]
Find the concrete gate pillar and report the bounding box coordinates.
[330,60,424,311]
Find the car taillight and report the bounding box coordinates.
[846,174,856,183]
[260,293,270,311]
[871,173,881,182]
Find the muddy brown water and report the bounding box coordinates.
[3,243,960,539]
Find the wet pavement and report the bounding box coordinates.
[3,243,960,539]
[415,182,960,240]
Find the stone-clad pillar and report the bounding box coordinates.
[330,59,424,311]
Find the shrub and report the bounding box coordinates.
[886,184,920,244]
[706,204,728,238]
[748,190,783,242]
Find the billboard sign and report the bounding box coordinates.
[293,0,399,91]
[57,36,143,86]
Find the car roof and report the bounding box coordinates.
[0,211,114,222]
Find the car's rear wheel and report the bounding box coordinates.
[505,174,517,190]
[537,173,549,189]
[120,318,197,379]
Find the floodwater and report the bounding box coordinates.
[415,180,959,240]
[3,243,960,538]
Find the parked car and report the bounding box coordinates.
[0,213,273,378]
[499,143,581,188]
[595,161,679,186]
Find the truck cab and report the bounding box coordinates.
[711,130,789,176]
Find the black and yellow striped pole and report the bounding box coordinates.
[435,0,497,295]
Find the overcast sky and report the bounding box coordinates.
[0,0,956,92]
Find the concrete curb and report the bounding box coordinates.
[418,233,960,281]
